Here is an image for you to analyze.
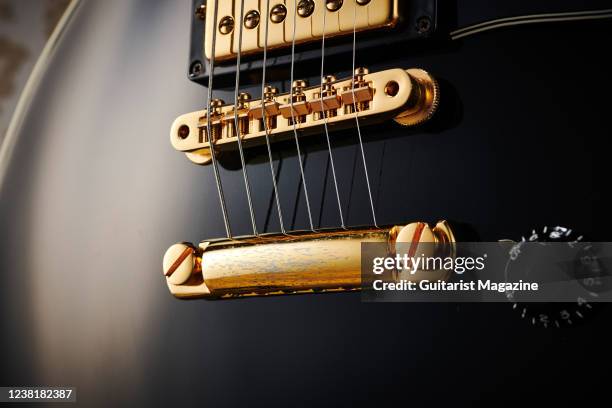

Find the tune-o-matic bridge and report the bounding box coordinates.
[202,0,399,62]
[171,68,439,165]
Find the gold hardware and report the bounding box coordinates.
[270,4,287,23]
[280,80,311,125]
[236,92,251,135]
[356,0,371,5]
[263,85,279,100]
[222,92,252,138]
[205,0,398,61]
[342,67,372,113]
[244,10,260,29]
[326,0,343,12]
[218,15,234,35]
[195,4,206,20]
[355,66,369,78]
[172,68,439,164]
[206,1,234,59]
[198,98,224,145]
[297,0,316,18]
[393,68,440,127]
[185,148,213,165]
[163,243,198,286]
[250,86,281,130]
[164,221,455,299]
[312,75,341,119]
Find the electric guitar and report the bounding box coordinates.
[1,0,611,405]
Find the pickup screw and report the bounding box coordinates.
[219,16,235,35]
[356,0,371,5]
[195,4,206,20]
[416,16,432,34]
[189,60,203,77]
[244,10,260,29]
[297,0,315,18]
[270,4,287,23]
[326,0,343,12]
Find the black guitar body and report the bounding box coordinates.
[1,0,610,406]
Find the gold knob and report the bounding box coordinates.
[163,243,196,285]
[393,69,440,127]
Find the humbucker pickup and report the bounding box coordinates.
[202,0,399,62]
[171,68,439,165]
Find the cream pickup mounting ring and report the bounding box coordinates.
[170,68,439,165]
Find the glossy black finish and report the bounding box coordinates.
[1,0,611,406]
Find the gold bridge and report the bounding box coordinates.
[202,0,398,62]
[171,68,439,165]
[163,221,455,299]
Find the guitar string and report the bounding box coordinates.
[206,0,233,238]
[289,0,315,232]
[351,0,378,227]
[319,3,346,229]
[233,0,259,236]
[260,0,287,234]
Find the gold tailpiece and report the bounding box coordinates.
[163,221,455,299]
